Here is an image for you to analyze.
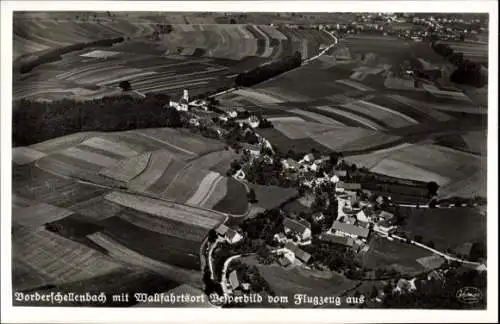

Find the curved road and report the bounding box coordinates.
[209,30,339,99]
[389,233,486,269]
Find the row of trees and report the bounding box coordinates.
[432,42,487,88]
[235,52,302,87]
[13,94,182,146]
[19,36,125,74]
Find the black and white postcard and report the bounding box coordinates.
[1,1,498,323]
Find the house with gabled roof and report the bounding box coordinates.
[283,217,311,242]
[284,242,311,264]
[331,220,370,239]
[319,233,355,247]
[215,224,243,244]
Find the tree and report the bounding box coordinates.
[427,181,439,197]
[414,235,423,243]
[119,80,132,91]
[328,151,339,167]
[248,188,258,203]
[230,18,237,24]
[208,229,217,243]
[469,241,486,262]
[164,107,182,128]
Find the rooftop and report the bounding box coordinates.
[215,224,229,235]
[319,234,354,247]
[284,242,311,263]
[337,182,361,190]
[283,217,310,235]
[332,220,370,238]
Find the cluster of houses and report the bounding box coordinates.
[269,156,401,267]
[168,89,267,141]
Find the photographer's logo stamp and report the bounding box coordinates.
[456,287,482,304]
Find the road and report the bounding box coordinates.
[396,203,480,208]
[208,237,224,280]
[389,233,486,269]
[209,30,338,99]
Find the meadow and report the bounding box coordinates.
[399,207,486,252]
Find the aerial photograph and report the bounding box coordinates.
[11,11,488,309]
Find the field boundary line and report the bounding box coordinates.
[135,131,196,156]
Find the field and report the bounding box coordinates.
[12,125,250,299]
[242,255,358,307]
[14,12,336,102]
[12,225,123,291]
[212,178,249,215]
[345,143,486,197]
[247,183,298,210]
[436,40,488,65]
[359,236,432,276]
[399,207,486,252]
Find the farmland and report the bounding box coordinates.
[247,182,298,210]
[13,12,336,102]
[10,12,489,309]
[241,255,358,308]
[11,125,249,299]
[399,207,486,252]
[359,236,432,277]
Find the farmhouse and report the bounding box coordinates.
[215,224,243,244]
[413,58,442,80]
[319,233,355,247]
[281,158,300,170]
[284,242,311,264]
[331,220,370,240]
[283,217,312,242]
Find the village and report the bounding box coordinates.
[168,87,485,303]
